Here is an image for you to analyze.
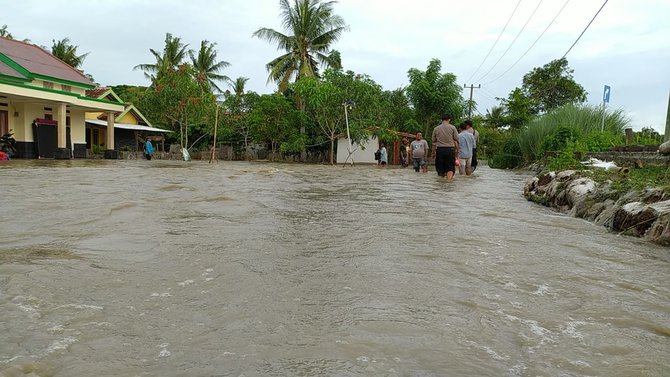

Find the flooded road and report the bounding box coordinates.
[0,160,668,376]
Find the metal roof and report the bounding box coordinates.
[0,37,93,86]
[86,119,172,133]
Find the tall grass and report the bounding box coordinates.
[516,104,629,162]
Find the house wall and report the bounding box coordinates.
[118,112,138,125]
[86,111,103,120]
[70,110,86,144]
[29,79,86,96]
[336,136,378,164]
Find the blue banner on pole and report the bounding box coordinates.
[603,85,611,103]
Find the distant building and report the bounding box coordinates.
[336,136,379,164]
[85,87,170,154]
[0,36,124,158]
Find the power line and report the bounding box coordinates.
[465,0,523,83]
[562,0,608,58]
[483,0,571,86]
[473,0,544,83]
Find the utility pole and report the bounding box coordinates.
[464,84,481,119]
[665,90,670,142]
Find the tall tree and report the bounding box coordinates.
[248,94,302,161]
[293,69,385,164]
[134,33,189,81]
[51,38,89,69]
[406,59,465,136]
[252,0,348,92]
[521,58,587,114]
[500,88,534,130]
[190,40,231,93]
[231,77,250,96]
[139,64,216,148]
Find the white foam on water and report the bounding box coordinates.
[47,324,65,334]
[504,282,518,289]
[508,362,527,376]
[0,355,20,364]
[356,356,370,362]
[45,337,77,354]
[533,285,550,296]
[16,303,40,319]
[570,360,591,368]
[57,304,103,310]
[178,279,194,287]
[150,292,171,298]
[482,346,510,361]
[561,320,586,341]
[205,268,213,273]
[157,343,171,358]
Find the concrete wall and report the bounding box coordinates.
[336,136,378,164]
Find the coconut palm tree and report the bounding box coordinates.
[190,40,231,93]
[134,33,189,81]
[252,0,347,92]
[231,77,249,96]
[0,25,13,39]
[51,38,89,69]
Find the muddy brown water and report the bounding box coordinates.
[0,160,668,376]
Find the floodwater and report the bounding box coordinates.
[0,160,668,377]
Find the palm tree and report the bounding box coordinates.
[51,38,89,69]
[0,25,13,39]
[231,77,249,96]
[134,33,189,81]
[485,105,506,128]
[252,0,348,92]
[190,40,231,93]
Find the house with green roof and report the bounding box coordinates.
[84,87,171,155]
[0,36,125,158]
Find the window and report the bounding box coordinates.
[61,85,71,92]
[44,107,53,120]
[43,81,54,90]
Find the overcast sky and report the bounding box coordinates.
[4,0,669,132]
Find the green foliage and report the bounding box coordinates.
[134,33,189,81]
[248,94,303,160]
[546,141,582,171]
[406,59,465,135]
[634,127,663,145]
[516,104,628,163]
[51,37,89,69]
[111,85,148,105]
[585,166,670,195]
[520,58,587,114]
[139,64,216,147]
[485,128,523,169]
[500,88,535,130]
[190,40,231,93]
[293,69,386,164]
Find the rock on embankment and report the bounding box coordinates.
[524,170,670,246]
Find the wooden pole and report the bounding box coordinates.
[210,105,219,163]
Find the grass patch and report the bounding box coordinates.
[583,166,670,195]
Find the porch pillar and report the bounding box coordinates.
[106,112,115,150]
[55,102,70,159]
[104,111,118,159]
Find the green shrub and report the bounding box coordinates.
[517,104,629,164]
